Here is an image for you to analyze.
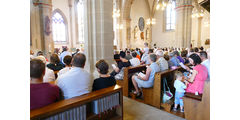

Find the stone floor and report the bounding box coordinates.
[123,97,186,120]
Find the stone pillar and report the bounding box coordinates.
[84,0,114,79]
[175,0,193,48]
[32,0,54,59]
[121,18,131,49]
[197,17,203,47]
[68,0,74,51]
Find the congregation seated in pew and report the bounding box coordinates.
[30,59,60,110]
[131,53,160,97]
[92,60,116,91]
[56,53,93,99]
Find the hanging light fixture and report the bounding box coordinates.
[146,18,156,25]
[112,8,120,18]
[192,0,205,18]
[156,0,172,11]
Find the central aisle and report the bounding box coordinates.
[123,97,186,120]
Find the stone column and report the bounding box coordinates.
[68,0,74,51]
[84,0,114,79]
[197,17,203,47]
[175,0,193,48]
[32,0,54,59]
[121,18,131,49]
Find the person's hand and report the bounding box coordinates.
[186,66,190,71]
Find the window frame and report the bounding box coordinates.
[75,0,85,45]
[164,1,176,32]
[52,9,69,44]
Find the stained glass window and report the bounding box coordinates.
[52,12,67,42]
[166,1,176,31]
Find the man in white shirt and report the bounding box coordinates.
[200,51,210,78]
[156,50,168,71]
[57,53,92,99]
[60,47,72,64]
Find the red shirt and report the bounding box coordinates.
[30,83,60,110]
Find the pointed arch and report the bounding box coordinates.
[52,9,69,43]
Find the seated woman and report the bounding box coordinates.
[47,54,64,72]
[185,54,208,94]
[131,53,160,96]
[92,60,116,91]
[110,51,131,80]
[30,59,60,110]
[57,55,72,77]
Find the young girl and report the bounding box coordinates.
[173,71,188,112]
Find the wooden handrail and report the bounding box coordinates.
[31,85,122,119]
[184,92,202,101]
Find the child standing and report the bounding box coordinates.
[173,71,188,112]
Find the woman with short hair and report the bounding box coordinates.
[131,53,160,96]
[92,60,116,91]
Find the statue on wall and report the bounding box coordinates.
[140,32,144,40]
[134,26,138,40]
[205,39,210,45]
[44,16,51,36]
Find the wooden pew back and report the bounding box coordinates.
[183,80,210,120]
[30,85,123,120]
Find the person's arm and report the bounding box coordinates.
[187,70,198,83]
[138,67,152,81]
[114,67,120,73]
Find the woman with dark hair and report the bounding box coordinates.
[92,60,116,91]
[185,54,208,94]
[47,54,64,72]
[110,51,131,80]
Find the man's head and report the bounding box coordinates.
[63,55,72,66]
[173,51,179,56]
[144,42,148,47]
[35,56,46,64]
[149,53,157,63]
[37,51,43,56]
[72,53,86,68]
[126,50,131,55]
[199,51,208,60]
[131,52,137,58]
[156,50,164,58]
[62,46,68,52]
[119,51,126,59]
[194,47,199,53]
[95,60,109,74]
[149,49,154,54]
[30,59,45,80]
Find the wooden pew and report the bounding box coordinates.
[183,79,210,120]
[141,66,184,112]
[31,85,123,120]
[116,65,147,97]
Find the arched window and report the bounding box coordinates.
[52,10,68,42]
[166,1,176,31]
[77,0,84,44]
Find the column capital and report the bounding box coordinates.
[175,0,193,10]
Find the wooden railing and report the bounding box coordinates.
[30,85,123,120]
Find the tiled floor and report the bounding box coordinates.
[123,97,186,120]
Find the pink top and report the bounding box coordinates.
[186,64,208,94]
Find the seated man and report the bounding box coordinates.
[30,59,60,110]
[92,60,116,91]
[168,52,180,68]
[131,53,160,96]
[57,53,92,99]
[200,51,210,78]
[35,56,55,82]
[156,50,168,71]
[125,50,133,60]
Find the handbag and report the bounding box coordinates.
[162,78,173,103]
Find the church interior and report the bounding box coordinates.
[29,0,211,120]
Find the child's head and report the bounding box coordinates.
[175,71,183,80]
